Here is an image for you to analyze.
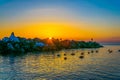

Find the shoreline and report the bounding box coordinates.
[0,32,103,56]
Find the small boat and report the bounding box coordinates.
[88,52,90,54]
[91,50,94,53]
[57,54,60,57]
[96,50,98,53]
[71,53,75,56]
[64,57,67,60]
[79,56,84,59]
[81,52,84,55]
[108,49,113,53]
[64,54,66,56]
[118,50,120,52]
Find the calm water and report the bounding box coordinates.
[0,45,120,80]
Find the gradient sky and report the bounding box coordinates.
[0,0,120,42]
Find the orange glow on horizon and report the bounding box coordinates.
[0,21,120,42]
[0,5,120,43]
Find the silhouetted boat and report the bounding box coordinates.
[108,49,113,53]
[91,50,94,53]
[57,54,60,57]
[118,50,120,52]
[64,57,67,60]
[81,52,84,55]
[88,52,90,54]
[96,50,98,53]
[64,53,66,56]
[71,53,75,56]
[79,56,84,59]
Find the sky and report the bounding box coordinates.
[0,0,120,43]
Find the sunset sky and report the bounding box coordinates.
[0,0,120,43]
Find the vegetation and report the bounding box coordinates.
[0,32,103,55]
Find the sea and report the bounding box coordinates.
[0,45,120,80]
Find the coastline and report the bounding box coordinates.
[0,32,103,56]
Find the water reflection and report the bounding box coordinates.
[0,45,120,80]
[8,56,16,80]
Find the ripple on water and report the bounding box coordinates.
[0,45,120,80]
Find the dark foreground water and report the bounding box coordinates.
[0,45,120,80]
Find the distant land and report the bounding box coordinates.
[0,32,103,55]
[101,42,120,45]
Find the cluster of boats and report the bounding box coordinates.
[56,49,120,60]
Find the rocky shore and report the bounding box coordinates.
[0,32,103,55]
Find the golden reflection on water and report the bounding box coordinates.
[1,46,120,80]
[15,45,120,80]
[21,49,99,74]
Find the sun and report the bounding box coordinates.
[49,37,52,40]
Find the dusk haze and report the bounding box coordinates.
[0,0,120,80]
[0,0,120,43]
